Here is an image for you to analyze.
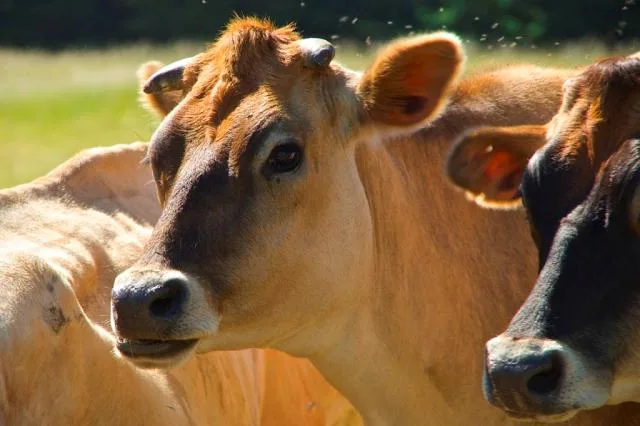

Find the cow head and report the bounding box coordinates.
[447,55,640,420]
[110,17,463,368]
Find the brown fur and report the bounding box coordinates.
[446,54,640,207]
[0,142,359,425]
[116,18,640,425]
[558,56,640,163]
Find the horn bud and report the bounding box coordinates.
[143,56,194,94]
[299,38,335,70]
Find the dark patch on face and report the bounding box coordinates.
[520,141,594,267]
[140,120,286,297]
[43,304,69,334]
[507,139,640,366]
[148,120,187,206]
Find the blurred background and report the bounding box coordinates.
[1,0,639,186]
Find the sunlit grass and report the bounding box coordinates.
[0,87,153,185]
[2,38,639,187]
[0,42,212,186]
[0,42,205,100]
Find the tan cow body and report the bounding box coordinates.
[0,142,359,425]
[110,18,640,425]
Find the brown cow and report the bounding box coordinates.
[111,17,640,424]
[0,141,360,425]
[447,54,640,421]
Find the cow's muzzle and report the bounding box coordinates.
[483,335,609,422]
[111,270,190,337]
[111,268,219,367]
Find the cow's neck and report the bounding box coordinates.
[1,144,158,326]
[311,83,545,425]
[0,187,193,423]
[0,238,189,425]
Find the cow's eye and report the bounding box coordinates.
[267,142,303,174]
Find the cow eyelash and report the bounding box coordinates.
[266,142,303,175]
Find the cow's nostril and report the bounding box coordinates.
[149,279,187,320]
[526,352,563,395]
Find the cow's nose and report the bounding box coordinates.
[147,278,188,319]
[111,270,190,340]
[484,336,566,414]
[489,345,562,395]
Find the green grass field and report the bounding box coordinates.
[2,38,639,188]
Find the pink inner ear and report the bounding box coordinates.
[405,69,426,91]
[479,150,525,200]
[483,151,520,182]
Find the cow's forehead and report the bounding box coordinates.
[526,58,640,194]
[582,56,640,88]
[186,18,301,87]
[181,26,300,129]
[544,57,640,159]
[561,56,640,114]
[168,18,356,157]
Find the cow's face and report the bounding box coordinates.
[111,18,463,367]
[486,139,640,420]
[447,55,640,420]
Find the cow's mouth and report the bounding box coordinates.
[116,338,198,367]
[501,409,578,423]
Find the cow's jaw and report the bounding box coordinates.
[115,337,198,369]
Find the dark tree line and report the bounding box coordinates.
[0,0,637,49]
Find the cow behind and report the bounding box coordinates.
[447,54,640,421]
[0,140,360,425]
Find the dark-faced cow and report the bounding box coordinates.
[447,53,640,421]
[111,17,640,425]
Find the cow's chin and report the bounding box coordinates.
[501,409,578,423]
[115,338,198,369]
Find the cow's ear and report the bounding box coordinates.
[356,32,464,136]
[446,125,547,208]
[136,60,188,119]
